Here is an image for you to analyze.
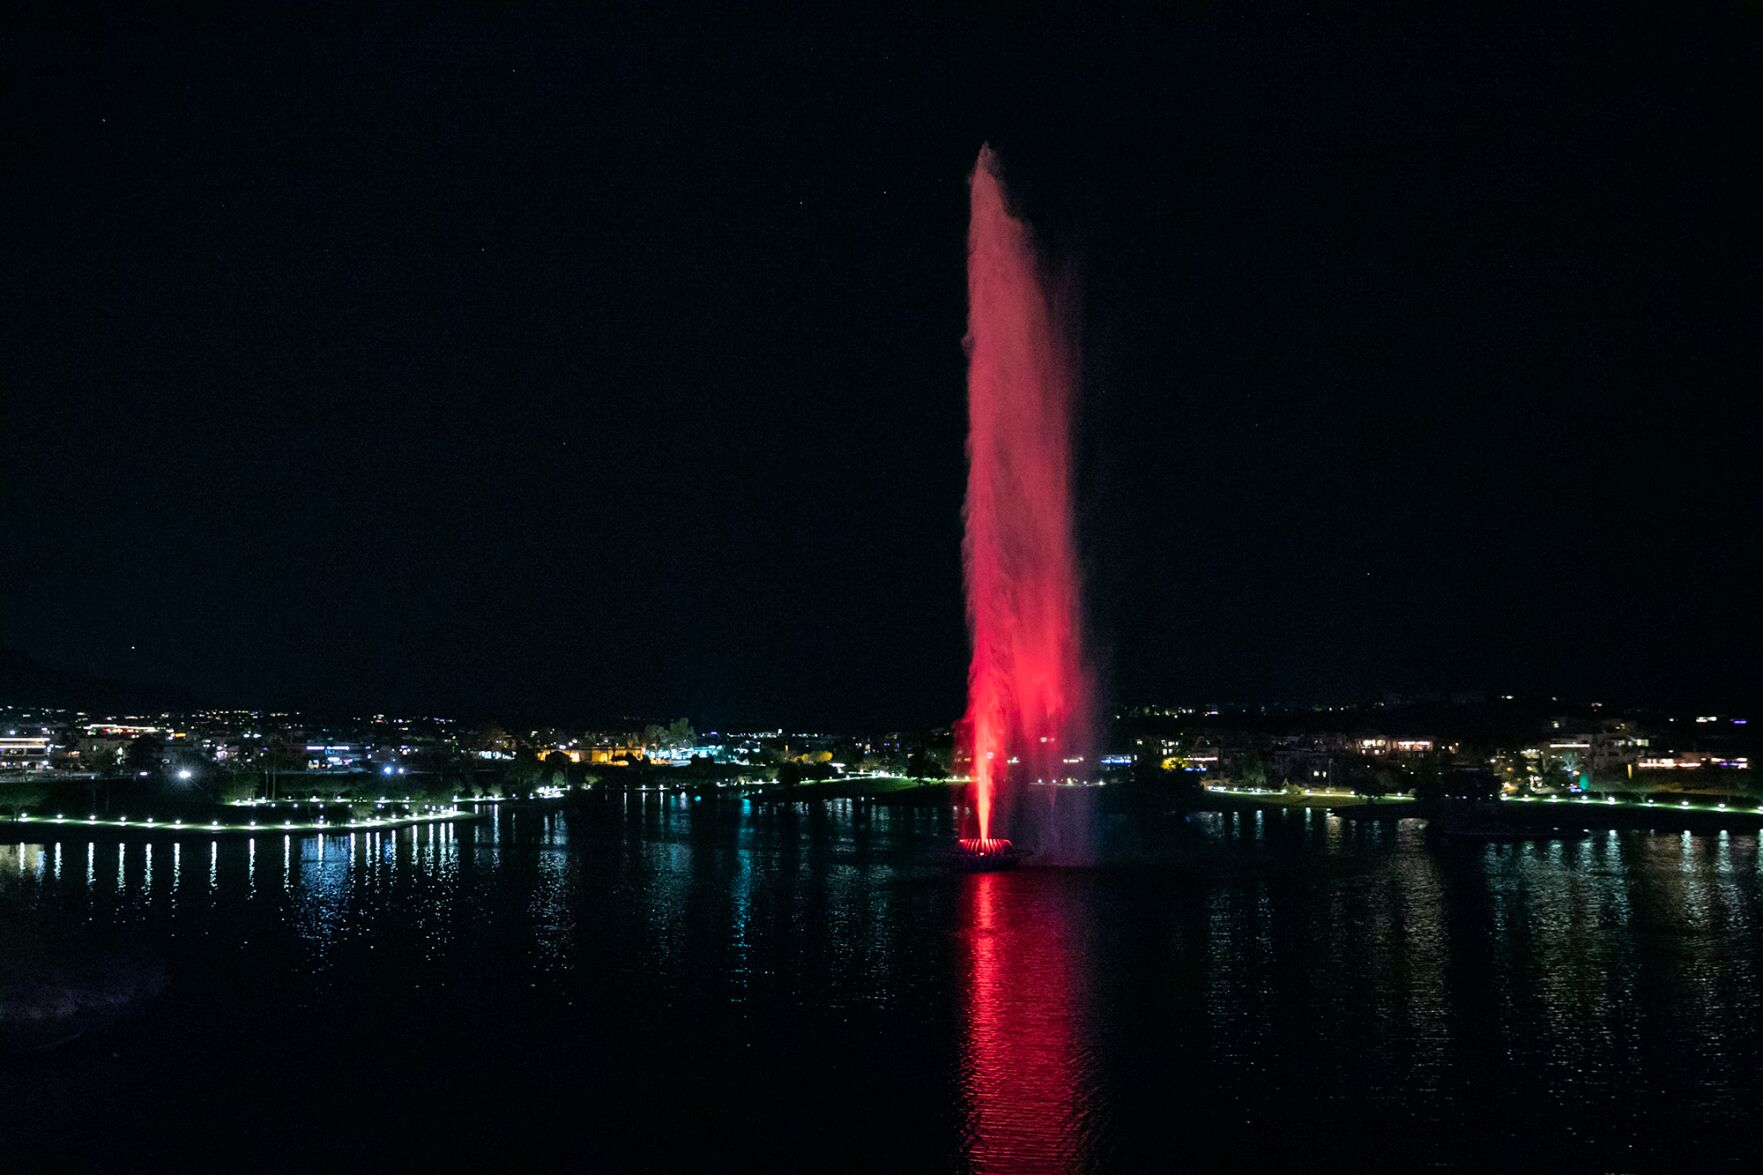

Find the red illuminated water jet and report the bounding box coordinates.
[957,144,1093,849]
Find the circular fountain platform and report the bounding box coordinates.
[950,837,1030,872]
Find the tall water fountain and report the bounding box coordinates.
[955,145,1093,867]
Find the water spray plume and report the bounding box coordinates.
[958,144,1092,846]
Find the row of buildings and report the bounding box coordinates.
[2,698,1750,797]
[1121,704,1750,794]
[0,705,919,782]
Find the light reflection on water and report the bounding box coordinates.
[2,804,1760,1169]
[959,869,1093,1173]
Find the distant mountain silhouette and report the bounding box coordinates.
[0,648,198,714]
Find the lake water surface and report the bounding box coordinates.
[3,797,1759,1171]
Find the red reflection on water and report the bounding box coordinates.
[960,871,1090,1173]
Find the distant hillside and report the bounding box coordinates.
[0,647,197,714]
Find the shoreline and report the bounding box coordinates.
[0,807,481,841]
[1196,788,1763,832]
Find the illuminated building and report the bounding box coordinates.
[0,735,54,770]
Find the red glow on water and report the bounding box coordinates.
[960,144,1092,843]
[961,871,1088,1171]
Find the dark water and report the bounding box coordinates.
[3,798,1760,1171]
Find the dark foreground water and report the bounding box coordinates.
[3,797,1760,1172]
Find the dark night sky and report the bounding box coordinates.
[5,6,1757,726]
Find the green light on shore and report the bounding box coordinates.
[8,809,470,836]
[1197,786,1761,823]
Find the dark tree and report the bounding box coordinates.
[124,735,166,779]
[905,748,947,780]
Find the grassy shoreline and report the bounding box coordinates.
[0,807,481,840]
[1196,787,1763,831]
